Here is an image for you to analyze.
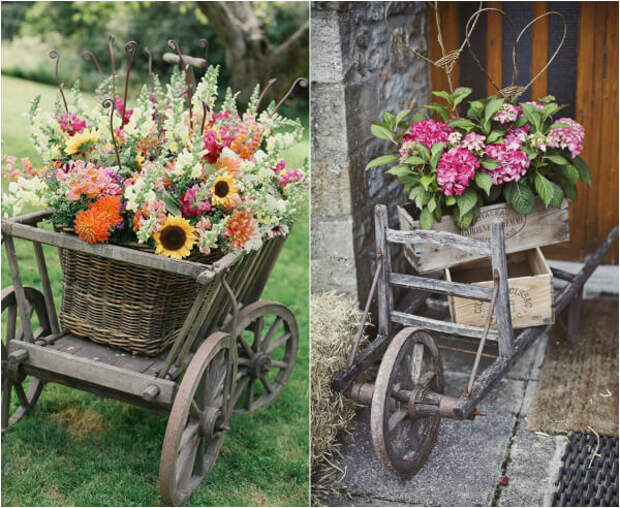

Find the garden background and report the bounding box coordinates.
[1,1,309,506]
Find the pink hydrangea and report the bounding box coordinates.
[504,125,530,150]
[546,118,585,158]
[180,184,212,217]
[56,112,87,136]
[402,120,453,150]
[461,133,486,154]
[493,103,521,124]
[436,147,480,196]
[484,144,530,185]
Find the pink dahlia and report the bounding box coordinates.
[546,118,585,159]
[180,184,212,217]
[402,119,453,150]
[484,144,530,185]
[504,125,530,150]
[493,103,520,124]
[436,147,480,196]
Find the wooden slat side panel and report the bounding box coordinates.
[530,1,549,101]
[428,2,460,95]
[486,1,503,96]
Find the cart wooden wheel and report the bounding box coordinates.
[370,328,444,477]
[232,301,298,415]
[1,286,50,433]
[159,332,236,506]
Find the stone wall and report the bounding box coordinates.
[311,1,431,304]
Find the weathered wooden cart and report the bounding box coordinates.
[333,204,618,476]
[1,210,299,505]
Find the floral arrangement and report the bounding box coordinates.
[2,54,307,259]
[366,87,590,229]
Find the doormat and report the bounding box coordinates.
[551,432,618,506]
[527,298,618,436]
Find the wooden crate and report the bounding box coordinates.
[397,199,569,274]
[445,247,554,329]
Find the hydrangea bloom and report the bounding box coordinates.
[528,132,548,152]
[448,131,463,146]
[493,103,520,124]
[436,147,480,196]
[461,133,486,154]
[546,118,585,158]
[402,120,453,150]
[504,125,530,150]
[484,144,530,185]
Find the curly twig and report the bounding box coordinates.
[48,50,68,113]
[257,78,277,113]
[273,77,307,114]
[199,38,209,68]
[121,41,137,129]
[81,50,104,77]
[103,98,121,170]
[108,35,116,100]
[144,47,154,95]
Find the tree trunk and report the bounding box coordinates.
[197,1,308,106]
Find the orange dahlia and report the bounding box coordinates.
[91,195,122,227]
[223,209,258,250]
[74,208,111,243]
[216,156,241,178]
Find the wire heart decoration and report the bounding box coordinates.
[464,7,567,102]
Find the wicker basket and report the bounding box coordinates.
[58,235,285,357]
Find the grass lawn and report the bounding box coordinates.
[1,76,309,506]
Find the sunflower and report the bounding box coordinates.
[210,173,239,209]
[64,128,99,156]
[152,215,196,259]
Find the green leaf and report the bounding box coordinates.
[505,180,535,214]
[430,142,446,169]
[449,118,476,132]
[475,172,493,196]
[395,109,411,127]
[480,158,500,171]
[542,102,559,120]
[456,188,477,218]
[562,165,579,185]
[445,195,456,206]
[386,166,414,178]
[417,143,431,162]
[559,179,578,200]
[488,184,502,201]
[423,104,450,121]
[548,122,571,130]
[432,90,452,103]
[483,97,505,126]
[411,111,425,123]
[452,87,473,107]
[573,156,592,186]
[543,154,569,166]
[539,95,556,103]
[521,103,542,131]
[365,154,399,170]
[420,174,435,190]
[549,181,564,208]
[419,207,434,229]
[515,115,528,127]
[486,130,503,144]
[535,172,555,207]
[162,193,181,216]
[467,100,484,119]
[399,174,421,185]
[454,205,479,229]
[433,205,443,221]
[383,111,395,129]
[427,196,437,213]
[370,123,396,144]
[409,186,427,209]
[405,156,426,166]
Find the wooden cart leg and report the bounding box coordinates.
[565,286,584,343]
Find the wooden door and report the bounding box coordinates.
[429,1,618,263]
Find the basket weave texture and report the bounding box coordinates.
[58,236,284,356]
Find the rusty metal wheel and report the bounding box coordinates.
[232,301,298,415]
[159,332,236,506]
[1,286,50,433]
[370,327,444,477]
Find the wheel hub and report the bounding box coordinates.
[249,352,272,377]
[198,407,224,438]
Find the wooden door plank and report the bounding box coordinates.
[428,2,460,94]
[486,1,503,96]
[530,1,549,101]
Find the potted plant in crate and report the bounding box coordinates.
[2,40,307,356]
[370,5,588,273]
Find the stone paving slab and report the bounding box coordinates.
[548,261,619,298]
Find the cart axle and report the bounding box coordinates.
[345,382,485,420]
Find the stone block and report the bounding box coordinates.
[311,215,355,259]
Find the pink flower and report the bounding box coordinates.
[56,112,86,136]
[493,103,521,124]
[402,120,453,150]
[436,147,480,196]
[504,125,530,150]
[203,129,232,164]
[484,144,530,185]
[56,160,123,200]
[461,133,486,154]
[271,160,286,174]
[180,184,212,217]
[114,97,133,126]
[278,168,304,187]
[546,118,585,158]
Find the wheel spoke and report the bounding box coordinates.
[259,375,273,394]
[193,436,206,477]
[237,357,249,366]
[179,421,200,452]
[245,377,256,410]
[271,360,288,369]
[5,306,17,342]
[411,343,424,384]
[189,400,201,420]
[1,382,12,431]
[265,332,291,355]
[261,317,282,352]
[418,370,436,388]
[252,317,264,351]
[237,335,254,358]
[388,408,408,432]
[176,433,200,487]
[234,375,249,404]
